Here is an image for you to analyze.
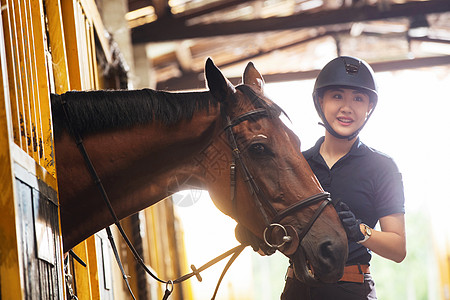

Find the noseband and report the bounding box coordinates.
[224,107,332,255]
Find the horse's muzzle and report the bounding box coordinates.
[291,235,348,285]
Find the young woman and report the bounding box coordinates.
[280,56,406,299]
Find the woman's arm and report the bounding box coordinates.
[361,213,406,263]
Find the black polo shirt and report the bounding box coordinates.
[303,137,405,265]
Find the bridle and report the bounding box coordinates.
[224,107,332,255]
[58,94,332,299]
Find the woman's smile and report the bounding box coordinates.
[336,116,354,126]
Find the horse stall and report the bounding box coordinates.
[0,0,190,299]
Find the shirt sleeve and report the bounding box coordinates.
[373,157,406,218]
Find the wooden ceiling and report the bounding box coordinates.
[126,0,450,90]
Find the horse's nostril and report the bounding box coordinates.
[319,241,335,261]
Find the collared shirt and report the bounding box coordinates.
[303,137,405,265]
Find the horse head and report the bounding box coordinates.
[203,58,348,284]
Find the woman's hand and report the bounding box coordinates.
[337,202,365,242]
[337,202,406,263]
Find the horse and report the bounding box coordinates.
[51,58,348,285]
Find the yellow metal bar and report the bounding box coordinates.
[5,0,26,149]
[23,0,42,163]
[72,240,94,300]
[81,6,91,90]
[12,0,33,155]
[62,0,107,90]
[91,23,100,89]
[70,237,102,300]
[142,201,194,300]
[145,206,162,275]
[77,3,89,89]
[144,204,167,298]
[1,0,21,146]
[86,18,96,89]
[61,0,82,90]
[86,235,101,300]
[45,0,71,94]
[121,218,140,296]
[29,0,56,176]
[165,200,193,300]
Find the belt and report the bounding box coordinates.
[285,264,370,284]
[339,264,370,283]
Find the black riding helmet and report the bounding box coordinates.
[312,56,378,140]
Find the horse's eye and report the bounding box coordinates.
[249,143,269,156]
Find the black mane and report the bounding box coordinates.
[51,85,284,138]
[51,89,215,137]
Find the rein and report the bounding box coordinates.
[59,96,331,299]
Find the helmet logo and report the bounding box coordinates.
[345,62,360,75]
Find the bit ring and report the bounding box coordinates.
[263,223,292,249]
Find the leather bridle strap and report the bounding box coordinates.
[272,192,332,243]
[173,244,246,284]
[224,108,268,129]
[225,108,277,225]
[273,192,331,224]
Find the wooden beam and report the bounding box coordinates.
[175,41,193,72]
[132,0,450,44]
[174,0,249,19]
[151,0,170,18]
[156,55,450,90]
[128,0,153,12]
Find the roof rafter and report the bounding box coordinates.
[132,0,450,44]
[156,55,450,90]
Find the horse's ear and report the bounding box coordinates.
[205,57,235,102]
[243,62,265,93]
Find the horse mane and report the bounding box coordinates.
[51,89,216,137]
[51,85,285,138]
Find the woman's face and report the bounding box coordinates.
[319,87,374,137]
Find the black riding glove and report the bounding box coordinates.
[235,224,275,255]
[337,202,365,242]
